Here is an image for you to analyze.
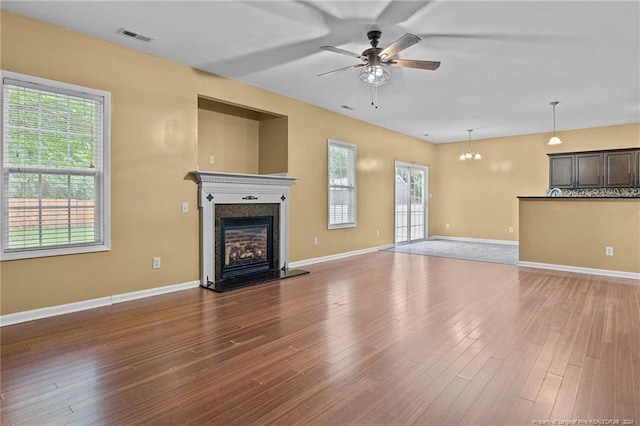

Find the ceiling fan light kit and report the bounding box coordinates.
[319,30,440,108]
[548,101,563,145]
[459,129,482,161]
[358,65,390,86]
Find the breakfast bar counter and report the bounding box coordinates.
[517,196,640,275]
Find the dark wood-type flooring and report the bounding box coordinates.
[1,251,639,425]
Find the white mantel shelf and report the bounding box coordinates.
[190,171,300,291]
[191,171,299,187]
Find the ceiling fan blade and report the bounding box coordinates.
[317,63,364,77]
[376,1,433,25]
[388,59,441,71]
[379,33,421,59]
[417,32,568,42]
[320,46,365,60]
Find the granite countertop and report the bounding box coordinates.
[520,187,640,199]
[518,196,640,199]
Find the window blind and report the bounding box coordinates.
[328,140,357,228]
[2,75,106,254]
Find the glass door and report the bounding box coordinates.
[395,162,427,244]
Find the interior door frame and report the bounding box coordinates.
[394,161,429,244]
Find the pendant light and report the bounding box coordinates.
[459,129,481,161]
[548,101,562,145]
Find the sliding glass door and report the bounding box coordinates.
[395,162,428,244]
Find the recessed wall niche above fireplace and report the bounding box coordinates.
[191,171,308,292]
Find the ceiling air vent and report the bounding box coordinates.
[116,28,153,42]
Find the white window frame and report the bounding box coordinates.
[0,70,111,260]
[394,161,428,244]
[327,139,357,229]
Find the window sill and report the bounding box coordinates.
[328,223,357,230]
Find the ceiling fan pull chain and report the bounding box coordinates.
[371,84,379,109]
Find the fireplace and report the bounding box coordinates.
[220,216,272,279]
[191,171,309,292]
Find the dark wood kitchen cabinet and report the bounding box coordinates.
[549,148,640,189]
[575,152,603,188]
[549,152,603,188]
[549,155,574,188]
[604,150,639,187]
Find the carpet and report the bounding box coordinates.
[385,239,518,265]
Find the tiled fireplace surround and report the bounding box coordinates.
[191,171,302,291]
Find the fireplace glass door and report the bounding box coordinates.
[220,216,273,279]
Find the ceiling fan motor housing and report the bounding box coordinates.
[363,48,383,66]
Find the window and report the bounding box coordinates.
[1,71,110,260]
[328,139,356,229]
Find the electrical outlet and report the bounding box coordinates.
[152,257,161,269]
[181,201,189,213]
[313,237,318,246]
[445,224,450,229]
[605,246,613,256]
[509,227,514,233]
[209,155,215,164]
[376,229,380,237]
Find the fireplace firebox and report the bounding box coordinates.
[220,216,273,279]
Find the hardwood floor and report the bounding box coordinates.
[1,251,639,425]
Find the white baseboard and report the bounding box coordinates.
[289,244,395,268]
[0,280,201,327]
[517,261,640,281]
[429,236,519,246]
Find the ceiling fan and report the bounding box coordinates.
[319,31,440,107]
[319,30,440,78]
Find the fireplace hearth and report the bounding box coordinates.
[191,171,309,292]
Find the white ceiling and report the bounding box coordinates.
[3,1,639,143]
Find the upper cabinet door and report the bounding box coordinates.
[575,153,603,188]
[604,151,635,187]
[549,155,575,188]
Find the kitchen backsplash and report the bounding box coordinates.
[546,187,640,197]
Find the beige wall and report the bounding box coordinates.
[0,11,435,315]
[1,11,638,316]
[519,198,640,273]
[283,108,436,261]
[431,123,640,241]
[1,11,202,314]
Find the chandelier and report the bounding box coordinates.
[459,129,482,161]
[359,65,391,109]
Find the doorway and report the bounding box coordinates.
[395,161,428,244]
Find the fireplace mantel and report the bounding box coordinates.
[191,171,298,187]
[191,171,301,291]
